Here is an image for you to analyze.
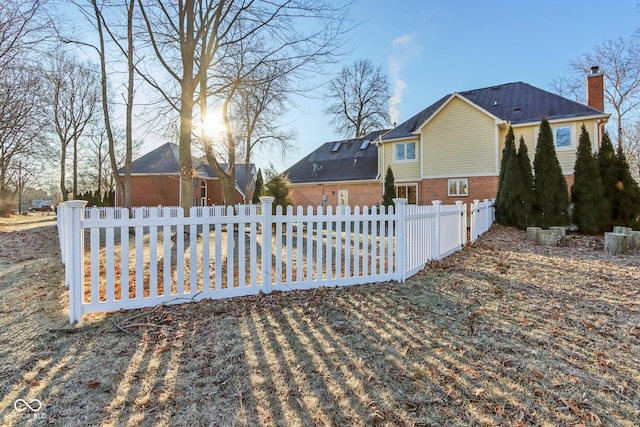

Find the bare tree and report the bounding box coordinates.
[136,0,350,208]
[623,120,640,182]
[61,0,138,208]
[47,55,101,201]
[0,0,51,73]
[233,67,295,201]
[199,34,296,203]
[553,34,640,150]
[0,0,52,212]
[0,70,48,211]
[325,59,391,138]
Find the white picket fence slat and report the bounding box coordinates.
[58,197,494,323]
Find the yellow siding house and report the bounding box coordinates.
[381,73,609,205]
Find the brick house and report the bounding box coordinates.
[379,70,609,205]
[284,130,388,208]
[116,142,256,207]
[286,70,609,208]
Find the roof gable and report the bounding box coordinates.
[127,142,180,174]
[416,93,504,132]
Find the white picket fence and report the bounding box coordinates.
[57,197,494,323]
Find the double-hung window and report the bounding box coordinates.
[395,142,416,162]
[554,126,572,149]
[535,123,576,151]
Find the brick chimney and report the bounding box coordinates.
[587,66,604,112]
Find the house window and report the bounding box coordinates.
[448,178,468,197]
[394,142,416,162]
[395,183,418,204]
[555,126,572,149]
[535,124,575,150]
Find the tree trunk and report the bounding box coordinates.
[550,226,566,238]
[61,143,68,201]
[613,225,632,235]
[179,83,194,212]
[628,231,640,250]
[123,0,134,210]
[73,136,78,199]
[536,229,558,246]
[526,227,541,241]
[178,0,195,215]
[604,232,628,254]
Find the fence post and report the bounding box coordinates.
[455,201,465,248]
[65,200,87,324]
[392,198,407,282]
[432,200,442,259]
[471,199,480,242]
[260,196,275,294]
[483,199,490,232]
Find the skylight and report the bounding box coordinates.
[360,139,370,150]
[331,142,342,152]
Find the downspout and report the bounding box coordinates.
[596,117,608,150]
[378,135,384,199]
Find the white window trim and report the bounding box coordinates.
[395,183,418,204]
[393,141,418,163]
[447,178,469,197]
[534,122,577,152]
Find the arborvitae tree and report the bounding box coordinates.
[252,169,264,204]
[571,125,607,233]
[495,126,518,226]
[382,165,396,209]
[264,174,292,214]
[532,117,569,227]
[598,133,618,230]
[516,136,534,229]
[496,126,516,225]
[614,145,640,227]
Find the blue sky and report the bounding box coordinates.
[96,1,640,172]
[274,0,639,172]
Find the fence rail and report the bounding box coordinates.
[58,197,494,323]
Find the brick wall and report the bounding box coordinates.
[117,175,245,207]
[285,174,575,210]
[564,174,574,192]
[419,174,574,206]
[118,175,180,207]
[419,176,499,205]
[290,182,383,208]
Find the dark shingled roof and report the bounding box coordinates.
[382,82,607,140]
[284,130,388,184]
[121,142,256,195]
[127,142,181,174]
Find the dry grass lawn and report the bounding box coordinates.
[0,214,639,426]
